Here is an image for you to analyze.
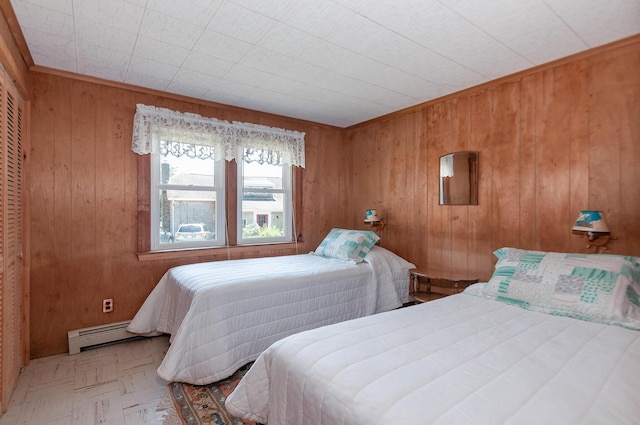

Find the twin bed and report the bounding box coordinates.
[128,233,640,424]
[127,229,414,384]
[225,247,640,425]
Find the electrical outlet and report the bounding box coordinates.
[102,298,113,313]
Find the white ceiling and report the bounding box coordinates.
[8,0,640,127]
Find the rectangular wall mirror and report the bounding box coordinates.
[439,151,479,205]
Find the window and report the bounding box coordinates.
[238,153,292,244]
[132,104,305,253]
[151,141,225,250]
[151,143,224,249]
[256,215,268,227]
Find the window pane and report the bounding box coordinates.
[243,161,283,189]
[161,151,216,186]
[239,159,290,241]
[241,193,286,239]
[159,189,219,243]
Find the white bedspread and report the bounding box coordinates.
[226,286,640,425]
[127,246,413,384]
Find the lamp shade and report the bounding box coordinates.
[573,210,609,233]
[364,209,381,222]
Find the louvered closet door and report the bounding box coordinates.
[0,69,25,412]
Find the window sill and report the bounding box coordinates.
[137,242,302,262]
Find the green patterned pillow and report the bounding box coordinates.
[482,247,640,328]
[314,228,380,263]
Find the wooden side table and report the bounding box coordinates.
[409,268,478,303]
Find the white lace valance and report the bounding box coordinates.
[234,121,306,167]
[131,104,305,167]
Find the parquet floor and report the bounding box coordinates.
[0,336,176,425]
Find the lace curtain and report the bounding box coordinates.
[131,104,305,167]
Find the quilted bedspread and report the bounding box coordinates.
[127,246,413,384]
[226,285,640,425]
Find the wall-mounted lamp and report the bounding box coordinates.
[572,210,613,252]
[364,209,385,232]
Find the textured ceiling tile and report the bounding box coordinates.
[207,79,272,109]
[286,64,416,109]
[166,85,208,100]
[125,72,173,92]
[257,23,323,59]
[181,51,235,78]
[225,64,292,94]
[282,1,355,41]
[12,1,74,37]
[238,46,298,76]
[28,40,76,71]
[440,0,586,64]
[546,0,640,47]
[75,19,137,55]
[146,0,222,28]
[385,43,486,88]
[76,50,130,82]
[295,38,439,98]
[16,0,73,14]
[272,59,341,89]
[133,36,191,67]
[73,0,145,32]
[139,9,205,49]
[194,29,253,63]
[226,0,299,20]
[127,56,178,82]
[207,2,277,44]
[170,68,221,91]
[336,0,537,80]
[227,63,353,105]
[165,80,210,100]
[201,88,247,108]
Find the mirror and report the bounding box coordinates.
[439,151,478,205]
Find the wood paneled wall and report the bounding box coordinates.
[346,37,640,282]
[28,75,346,358]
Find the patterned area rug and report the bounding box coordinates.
[168,363,257,425]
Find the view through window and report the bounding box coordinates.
[152,142,293,250]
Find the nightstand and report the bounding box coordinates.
[409,268,478,303]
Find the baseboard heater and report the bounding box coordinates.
[68,320,141,354]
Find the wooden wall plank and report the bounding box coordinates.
[378,112,421,259]
[616,46,640,251]
[518,73,539,250]
[537,62,589,252]
[425,102,449,272]
[588,43,640,255]
[567,60,590,253]
[488,82,521,251]
[468,89,495,280]
[449,96,471,277]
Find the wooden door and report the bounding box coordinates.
[0,68,26,412]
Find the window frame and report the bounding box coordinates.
[149,147,226,251]
[236,157,293,245]
[136,155,304,257]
